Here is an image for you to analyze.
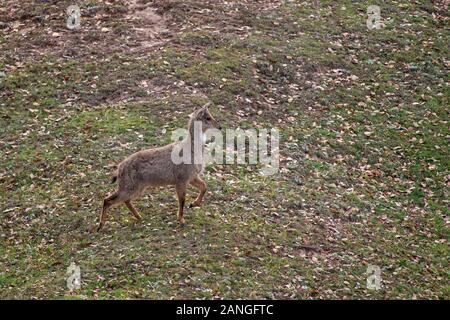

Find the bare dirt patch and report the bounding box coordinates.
[125,0,170,51]
[0,0,176,62]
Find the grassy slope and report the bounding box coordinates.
[0,0,448,299]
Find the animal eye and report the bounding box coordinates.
[206,117,211,121]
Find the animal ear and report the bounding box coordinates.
[194,103,209,118]
[190,104,201,118]
[197,110,206,119]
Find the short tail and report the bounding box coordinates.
[111,171,118,184]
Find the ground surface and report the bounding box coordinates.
[0,0,449,299]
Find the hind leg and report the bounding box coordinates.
[124,201,142,221]
[97,191,124,232]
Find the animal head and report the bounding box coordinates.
[192,103,222,132]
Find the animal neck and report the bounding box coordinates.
[185,117,205,152]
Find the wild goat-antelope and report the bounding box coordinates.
[96,103,221,231]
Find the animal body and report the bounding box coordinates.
[96,104,221,231]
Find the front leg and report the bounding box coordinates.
[189,176,206,208]
[175,183,187,224]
